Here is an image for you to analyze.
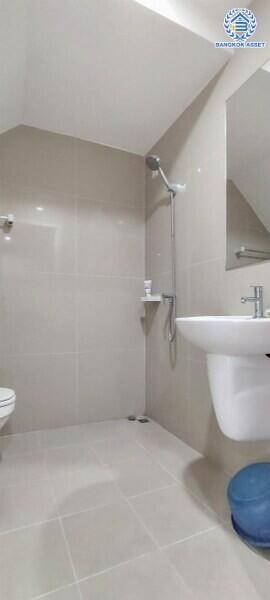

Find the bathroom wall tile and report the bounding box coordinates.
[0,125,145,433]
[186,359,214,455]
[77,349,145,423]
[0,125,76,193]
[0,520,74,600]
[0,271,76,356]
[62,501,155,578]
[187,71,226,164]
[145,41,270,473]
[188,160,226,265]
[145,197,171,276]
[79,551,191,600]
[130,484,217,547]
[76,139,144,207]
[0,354,77,433]
[76,199,144,277]
[76,277,144,351]
[0,183,76,275]
[188,258,225,362]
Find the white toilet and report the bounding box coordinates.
[0,388,16,430]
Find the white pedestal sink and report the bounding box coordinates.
[176,316,270,441]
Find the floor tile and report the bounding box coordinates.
[166,525,270,599]
[92,434,148,465]
[137,427,229,521]
[83,419,137,443]
[79,551,192,599]
[0,520,74,600]
[0,450,48,487]
[34,583,81,599]
[52,466,123,517]
[130,484,217,547]
[177,456,230,521]
[111,455,174,497]
[45,444,100,478]
[40,425,90,450]
[62,500,155,578]
[136,427,201,479]
[0,480,57,533]
[0,430,41,456]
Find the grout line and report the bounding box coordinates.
[0,517,59,537]
[162,524,219,552]
[76,549,157,584]
[133,439,228,523]
[0,268,144,279]
[31,581,79,600]
[127,482,176,500]
[124,495,160,549]
[0,347,143,360]
[58,515,83,600]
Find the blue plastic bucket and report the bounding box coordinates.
[228,463,270,547]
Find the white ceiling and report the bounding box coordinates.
[1,0,229,155]
[135,0,253,43]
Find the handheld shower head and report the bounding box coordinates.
[145,155,160,171]
[145,154,185,196]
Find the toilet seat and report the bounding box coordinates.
[0,388,16,407]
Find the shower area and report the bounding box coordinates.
[145,155,185,342]
[0,125,146,433]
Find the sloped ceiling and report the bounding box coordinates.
[134,0,253,43]
[1,0,229,154]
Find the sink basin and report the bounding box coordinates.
[176,316,270,441]
[176,316,270,356]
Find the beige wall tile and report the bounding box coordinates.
[76,198,144,277]
[0,125,76,193]
[0,126,145,433]
[76,138,144,207]
[0,271,76,356]
[0,183,76,274]
[145,11,270,472]
[76,276,144,351]
[0,353,77,433]
[77,349,145,422]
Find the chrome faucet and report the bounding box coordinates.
[241,285,264,318]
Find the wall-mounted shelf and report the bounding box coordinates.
[140,295,162,303]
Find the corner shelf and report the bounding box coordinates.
[140,295,162,303]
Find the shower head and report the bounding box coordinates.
[145,155,160,171]
[145,154,185,196]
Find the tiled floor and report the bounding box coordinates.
[0,418,269,599]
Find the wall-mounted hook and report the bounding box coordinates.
[0,214,14,228]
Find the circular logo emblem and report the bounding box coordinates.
[224,8,257,41]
